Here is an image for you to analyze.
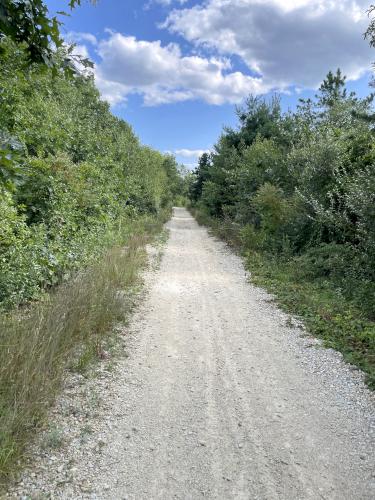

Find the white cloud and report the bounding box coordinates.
[93,76,129,106]
[163,0,373,90]
[174,149,210,158]
[73,44,91,61]
[66,31,98,46]
[94,32,269,106]
[71,0,373,107]
[153,0,187,4]
[143,0,187,11]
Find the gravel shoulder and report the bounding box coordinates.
[6,207,375,499]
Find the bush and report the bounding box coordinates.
[189,70,375,384]
[293,243,356,280]
[0,41,182,309]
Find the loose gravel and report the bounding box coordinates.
[5,207,375,499]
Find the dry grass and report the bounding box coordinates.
[0,215,166,484]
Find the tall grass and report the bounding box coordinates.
[0,213,167,484]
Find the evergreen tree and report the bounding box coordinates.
[316,69,348,107]
[189,153,212,202]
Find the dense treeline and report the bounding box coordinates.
[0,41,181,309]
[189,70,375,381]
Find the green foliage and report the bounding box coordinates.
[252,183,288,228]
[189,153,212,202]
[365,5,375,53]
[0,0,94,73]
[246,251,375,388]
[0,0,63,66]
[0,41,181,309]
[232,95,283,148]
[0,131,25,190]
[189,68,375,383]
[316,69,349,108]
[0,214,166,482]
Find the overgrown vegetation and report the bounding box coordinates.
[0,214,167,482]
[0,39,182,310]
[0,13,183,481]
[189,70,375,386]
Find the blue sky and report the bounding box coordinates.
[47,0,374,169]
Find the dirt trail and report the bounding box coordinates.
[9,208,375,499]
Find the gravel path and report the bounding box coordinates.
[8,207,375,499]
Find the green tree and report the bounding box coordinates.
[316,69,348,108]
[365,5,375,50]
[0,0,93,72]
[189,153,212,202]
[0,40,181,308]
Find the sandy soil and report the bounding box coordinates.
[8,208,375,499]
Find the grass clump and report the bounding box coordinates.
[0,213,166,485]
[41,427,64,451]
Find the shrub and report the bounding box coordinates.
[189,70,375,383]
[0,41,182,308]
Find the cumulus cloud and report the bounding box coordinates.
[174,148,210,158]
[66,31,98,46]
[94,32,269,106]
[143,0,188,11]
[163,0,373,90]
